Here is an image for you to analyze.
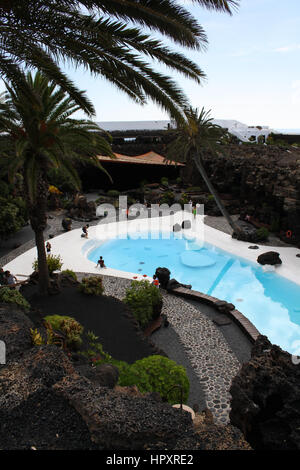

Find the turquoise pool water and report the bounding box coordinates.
[87,232,300,354]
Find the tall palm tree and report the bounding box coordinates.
[0,71,114,294]
[166,107,241,234]
[0,0,239,121]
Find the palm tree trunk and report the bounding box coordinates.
[34,229,49,295]
[193,154,241,234]
[25,169,50,295]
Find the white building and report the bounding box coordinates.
[97,120,275,143]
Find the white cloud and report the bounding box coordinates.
[274,44,300,53]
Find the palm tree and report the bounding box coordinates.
[166,107,241,234]
[0,0,239,121]
[0,71,114,294]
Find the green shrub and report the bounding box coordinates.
[107,189,120,197]
[176,177,182,185]
[32,254,63,275]
[0,196,25,239]
[178,192,189,207]
[255,227,269,241]
[187,186,202,192]
[118,355,190,404]
[160,177,168,187]
[124,280,162,328]
[81,333,189,403]
[61,269,77,281]
[44,315,83,350]
[78,276,104,296]
[81,331,112,362]
[160,190,175,205]
[0,181,10,198]
[0,287,30,311]
[207,194,215,202]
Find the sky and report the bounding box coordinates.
[59,0,300,130]
[4,0,300,129]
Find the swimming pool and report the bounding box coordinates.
[87,231,300,354]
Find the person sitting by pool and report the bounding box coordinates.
[82,224,89,238]
[96,256,106,268]
[152,275,159,288]
[5,270,17,286]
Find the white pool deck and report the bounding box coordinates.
[4,211,300,287]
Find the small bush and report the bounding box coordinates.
[30,328,44,346]
[118,355,190,404]
[78,276,104,296]
[44,315,83,350]
[0,287,30,311]
[255,227,269,241]
[160,177,168,187]
[61,269,77,281]
[0,196,25,239]
[160,191,175,205]
[124,280,162,328]
[32,254,63,275]
[176,177,182,185]
[107,189,120,198]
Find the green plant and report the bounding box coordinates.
[160,177,168,187]
[118,355,190,404]
[44,315,83,350]
[255,227,269,241]
[107,189,120,198]
[160,190,175,205]
[82,331,112,361]
[61,269,77,281]
[30,328,44,346]
[32,254,63,275]
[0,196,25,239]
[176,177,182,185]
[124,280,162,328]
[78,276,104,296]
[0,287,30,311]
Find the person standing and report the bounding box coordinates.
[46,241,51,254]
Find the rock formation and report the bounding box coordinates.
[67,194,97,221]
[181,144,300,246]
[230,335,300,450]
[0,303,250,450]
[257,251,282,266]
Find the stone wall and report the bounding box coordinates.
[181,144,300,245]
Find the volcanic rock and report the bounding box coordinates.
[0,304,34,362]
[257,251,282,266]
[230,335,300,450]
